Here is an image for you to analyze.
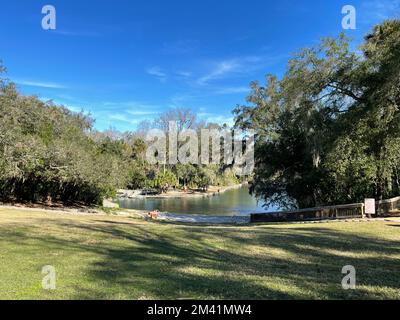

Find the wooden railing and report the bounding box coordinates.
[251,203,364,223]
[251,195,400,223]
[376,196,400,215]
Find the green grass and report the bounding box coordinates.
[0,208,399,300]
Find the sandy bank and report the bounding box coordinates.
[117,183,245,199]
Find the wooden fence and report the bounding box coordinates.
[251,203,364,223]
[376,196,400,215]
[251,195,400,223]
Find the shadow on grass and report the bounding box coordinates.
[1,217,399,299]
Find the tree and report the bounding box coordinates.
[328,20,400,201]
[0,66,130,205]
[192,166,216,191]
[174,164,196,188]
[153,170,178,193]
[234,20,400,209]
[154,107,197,132]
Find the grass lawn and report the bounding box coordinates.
[0,208,399,300]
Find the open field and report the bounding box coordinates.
[0,208,399,300]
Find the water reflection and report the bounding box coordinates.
[117,186,274,216]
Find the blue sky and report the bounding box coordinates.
[0,0,398,131]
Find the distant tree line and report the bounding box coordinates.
[0,72,240,205]
[234,20,400,209]
[4,20,397,209]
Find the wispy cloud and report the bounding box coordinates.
[146,66,167,82]
[196,54,284,85]
[169,93,198,108]
[175,70,192,77]
[361,0,400,24]
[52,29,101,37]
[197,60,240,85]
[101,100,161,113]
[14,79,67,89]
[214,86,250,95]
[96,100,161,128]
[198,112,234,126]
[38,96,82,112]
[106,110,158,127]
[108,113,142,124]
[92,109,158,131]
[127,110,158,116]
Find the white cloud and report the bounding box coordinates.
[146,66,167,82]
[96,101,161,127]
[361,0,400,24]
[14,79,67,89]
[127,110,158,116]
[214,86,250,95]
[168,93,200,108]
[87,109,145,131]
[109,113,138,124]
[52,29,101,37]
[197,60,240,85]
[101,100,161,112]
[38,96,82,112]
[176,70,192,77]
[197,112,234,127]
[206,115,234,127]
[196,54,284,85]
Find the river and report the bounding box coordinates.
[117,185,275,216]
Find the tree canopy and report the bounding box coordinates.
[0,76,133,204]
[234,20,400,209]
[0,73,241,204]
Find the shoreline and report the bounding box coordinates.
[1,204,398,226]
[0,202,148,218]
[116,183,246,200]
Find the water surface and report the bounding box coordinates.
[117,186,274,216]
